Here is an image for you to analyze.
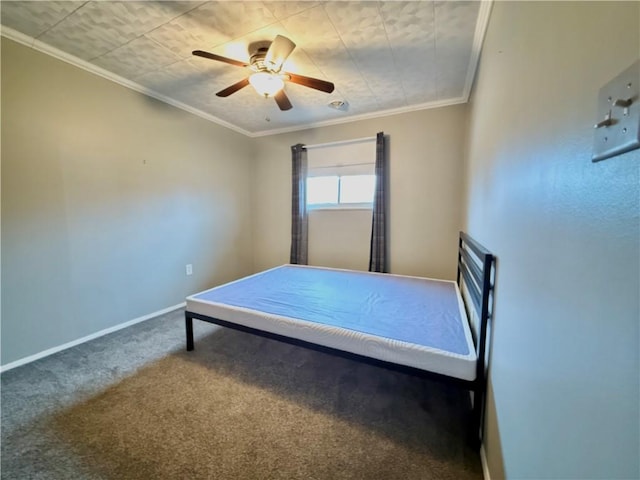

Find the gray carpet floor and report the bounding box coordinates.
[1,308,483,479]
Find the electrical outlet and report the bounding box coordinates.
[186,264,193,276]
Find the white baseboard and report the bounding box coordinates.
[0,302,186,373]
[480,444,491,480]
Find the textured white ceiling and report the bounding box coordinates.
[1,1,491,136]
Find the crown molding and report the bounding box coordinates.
[462,0,494,101]
[251,96,468,137]
[0,25,253,137]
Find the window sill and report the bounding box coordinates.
[308,203,373,211]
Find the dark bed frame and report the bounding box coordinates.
[185,231,495,448]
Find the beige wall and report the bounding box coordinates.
[465,2,639,478]
[1,38,254,365]
[251,106,468,279]
[308,209,371,271]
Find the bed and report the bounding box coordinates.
[185,232,495,447]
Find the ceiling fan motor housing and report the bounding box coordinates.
[249,47,270,72]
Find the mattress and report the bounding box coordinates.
[186,265,477,381]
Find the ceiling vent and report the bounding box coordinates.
[328,100,349,111]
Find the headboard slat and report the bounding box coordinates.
[460,231,492,260]
[456,231,495,366]
[460,260,482,315]
[459,246,482,288]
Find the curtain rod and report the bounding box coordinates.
[302,136,376,150]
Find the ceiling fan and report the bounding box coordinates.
[193,35,335,111]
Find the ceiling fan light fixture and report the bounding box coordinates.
[249,72,284,97]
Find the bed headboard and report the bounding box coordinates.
[456,232,495,385]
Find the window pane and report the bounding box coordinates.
[307,176,339,205]
[339,175,376,204]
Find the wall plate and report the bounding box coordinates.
[592,60,640,162]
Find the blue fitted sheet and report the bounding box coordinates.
[191,265,469,356]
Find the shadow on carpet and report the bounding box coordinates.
[43,328,482,479]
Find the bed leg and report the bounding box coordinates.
[468,387,484,449]
[185,313,194,351]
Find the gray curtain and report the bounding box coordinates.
[290,143,308,264]
[369,132,387,273]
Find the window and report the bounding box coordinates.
[307,176,339,205]
[339,175,376,203]
[307,174,375,208]
[305,136,377,209]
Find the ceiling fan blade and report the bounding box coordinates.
[274,90,293,111]
[216,78,250,97]
[286,73,335,94]
[264,35,296,71]
[192,50,249,68]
